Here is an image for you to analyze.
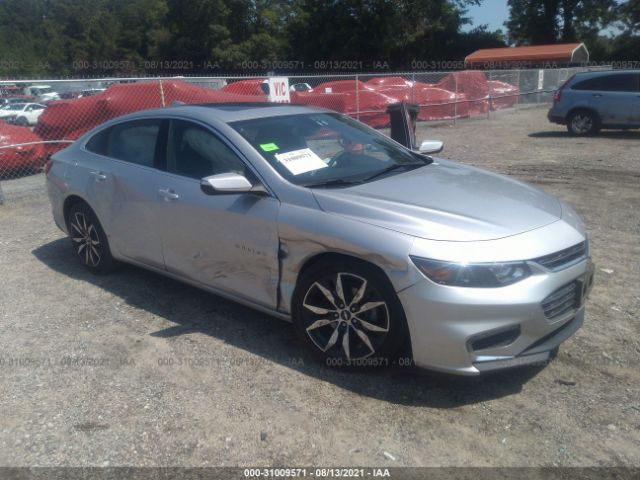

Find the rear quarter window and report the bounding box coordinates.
[85,128,109,156]
[572,74,639,92]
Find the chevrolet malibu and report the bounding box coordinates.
[46,104,594,375]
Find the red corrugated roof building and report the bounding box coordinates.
[465,43,589,68]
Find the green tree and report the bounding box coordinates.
[159,0,294,68]
[286,0,503,68]
[609,0,640,59]
[112,0,169,65]
[0,0,170,76]
[506,0,617,45]
[0,0,51,76]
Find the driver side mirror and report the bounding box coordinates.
[417,140,444,154]
[200,172,254,195]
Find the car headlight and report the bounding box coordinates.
[410,256,531,287]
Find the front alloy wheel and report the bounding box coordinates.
[293,261,407,366]
[67,202,116,274]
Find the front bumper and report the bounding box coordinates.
[398,257,594,375]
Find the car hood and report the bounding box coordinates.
[312,159,562,241]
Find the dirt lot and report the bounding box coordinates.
[0,106,639,467]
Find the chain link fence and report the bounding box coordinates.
[0,67,591,203]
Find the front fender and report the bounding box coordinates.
[276,202,419,314]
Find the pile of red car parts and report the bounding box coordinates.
[1,72,518,176]
[0,123,46,175]
[34,81,267,158]
[287,70,517,127]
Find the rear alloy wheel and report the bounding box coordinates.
[293,261,407,367]
[567,110,600,136]
[67,203,116,274]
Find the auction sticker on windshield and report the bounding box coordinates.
[274,148,328,175]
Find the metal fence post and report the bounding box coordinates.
[159,79,166,107]
[487,70,491,119]
[516,69,521,110]
[355,73,360,121]
[0,181,5,205]
[453,71,457,126]
[411,72,416,104]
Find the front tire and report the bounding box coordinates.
[292,259,408,368]
[567,109,600,136]
[66,202,116,274]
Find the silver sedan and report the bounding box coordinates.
[46,104,594,375]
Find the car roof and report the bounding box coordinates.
[120,103,332,124]
[571,69,640,80]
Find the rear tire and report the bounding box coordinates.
[16,116,28,127]
[292,259,409,369]
[567,109,600,136]
[66,202,116,274]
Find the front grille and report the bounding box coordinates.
[542,282,578,320]
[534,241,587,271]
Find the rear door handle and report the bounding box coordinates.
[592,93,602,98]
[89,170,107,181]
[158,188,180,201]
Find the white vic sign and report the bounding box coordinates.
[267,77,291,103]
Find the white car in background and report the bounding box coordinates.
[23,85,61,102]
[0,102,46,126]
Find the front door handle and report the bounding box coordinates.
[89,170,107,181]
[158,188,180,201]
[592,93,602,98]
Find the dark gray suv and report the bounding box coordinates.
[548,70,640,135]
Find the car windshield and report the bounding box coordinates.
[230,113,429,187]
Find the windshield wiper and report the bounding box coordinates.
[303,178,364,188]
[362,162,425,183]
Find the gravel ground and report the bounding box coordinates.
[0,106,639,467]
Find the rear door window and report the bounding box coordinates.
[573,74,639,92]
[85,119,163,168]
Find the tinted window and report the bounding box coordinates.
[167,120,246,179]
[573,74,639,92]
[85,119,162,167]
[572,77,603,90]
[85,128,109,156]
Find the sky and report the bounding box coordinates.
[462,0,510,32]
[462,0,619,36]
